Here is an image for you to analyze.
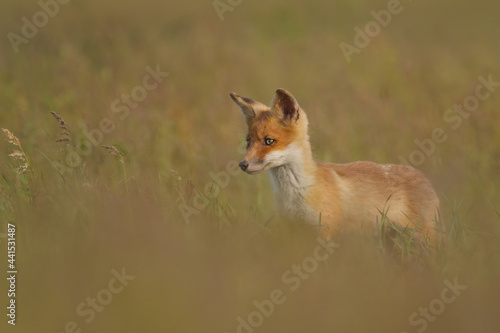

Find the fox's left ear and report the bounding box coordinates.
[271,88,300,123]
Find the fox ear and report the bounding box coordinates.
[229,92,255,119]
[271,89,300,123]
[229,92,267,124]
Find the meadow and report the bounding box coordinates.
[0,0,499,332]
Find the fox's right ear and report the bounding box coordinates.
[229,92,261,125]
[229,92,255,119]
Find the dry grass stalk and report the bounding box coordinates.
[101,145,124,162]
[50,111,74,151]
[101,145,128,190]
[2,128,32,174]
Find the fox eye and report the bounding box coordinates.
[265,138,275,146]
[246,138,250,147]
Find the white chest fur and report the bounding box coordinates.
[266,145,316,223]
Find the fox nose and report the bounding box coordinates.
[239,160,249,171]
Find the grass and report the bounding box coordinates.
[0,0,499,332]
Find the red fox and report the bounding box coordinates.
[230,89,440,245]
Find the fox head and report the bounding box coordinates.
[230,89,309,174]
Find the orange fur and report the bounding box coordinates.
[230,89,440,245]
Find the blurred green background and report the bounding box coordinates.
[0,0,499,332]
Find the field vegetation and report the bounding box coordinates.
[0,0,499,332]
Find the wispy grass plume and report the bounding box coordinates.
[50,111,74,151]
[47,111,84,180]
[2,128,32,174]
[101,145,128,190]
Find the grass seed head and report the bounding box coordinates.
[2,128,32,174]
[2,128,21,147]
[50,111,74,150]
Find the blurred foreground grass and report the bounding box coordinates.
[0,0,499,332]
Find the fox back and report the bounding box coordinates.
[230,89,440,244]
